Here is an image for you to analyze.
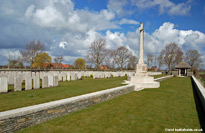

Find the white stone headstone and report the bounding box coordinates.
[67,73,70,81]
[54,76,58,86]
[42,76,48,88]
[48,74,54,87]
[33,76,40,89]
[25,76,32,90]
[14,77,22,91]
[0,77,8,93]
[8,72,15,85]
[63,73,66,81]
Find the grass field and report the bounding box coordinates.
[18,77,203,133]
[0,77,126,112]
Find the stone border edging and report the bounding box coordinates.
[154,75,173,81]
[191,76,205,112]
[0,84,135,132]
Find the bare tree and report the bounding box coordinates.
[87,39,106,71]
[115,46,132,70]
[54,55,64,68]
[110,49,118,69]
[104,50,112,69]
[147,53,153,68]
[127,55,138,70]
[185,50,202,69]
[172,49,183,69]
[159,43,183,73]
[153,56,157,67]
[157,54,163,70]
[7,52,23,69]
[21,40,45,67]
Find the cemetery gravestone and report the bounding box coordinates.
[0,77,8,93]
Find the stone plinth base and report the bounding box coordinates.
[125,75,160,91]
[135,64,147,73]
[124,63,160,91]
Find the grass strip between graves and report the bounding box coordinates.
[19,77,202,133]
[0,77,126,112]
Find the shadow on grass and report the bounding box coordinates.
[191,78,205,132]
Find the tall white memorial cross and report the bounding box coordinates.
[124,23,160,91]
[135,23,147,74]
[138,23,144,64]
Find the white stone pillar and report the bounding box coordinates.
[138,23,144,64]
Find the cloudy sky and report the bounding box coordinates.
[0,0,205,66]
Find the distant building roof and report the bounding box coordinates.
[63,64,70,68]
[44,63,70,68]
[175,60,191,69]
[100,65,109,70]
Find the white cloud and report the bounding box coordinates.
[132,0,191,16]
[107,0,133,17]
[83,30,103,47]
[118,18,139,25]
[117,22,205,60]
[105,30,126,49]
[59,42,68,49]
[24,0,118,32]
[150,22,205,55]
[152,22,180,45]
[0,49,22,65]
[33,6,66,29]
[0,0,204,67]
[25,5,35,18]
[168,3,191,16]
[76,9,118,31]
[101,10,115,20]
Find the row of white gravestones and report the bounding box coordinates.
[92,72,130,79]
[0,71,133,93]
[0,74,59,93]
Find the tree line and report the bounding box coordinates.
[7,40,86,69]
[86,39,137,70]
[150,43,202,73]
[86,39,203,71]
[7,39,203,71]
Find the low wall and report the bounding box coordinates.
[154,75,173,82]
[147,72,162,75]
[191,76,205,112]
[0,84,135,132]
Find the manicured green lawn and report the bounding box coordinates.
[0,77,126,112]
[19,77,201,133]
